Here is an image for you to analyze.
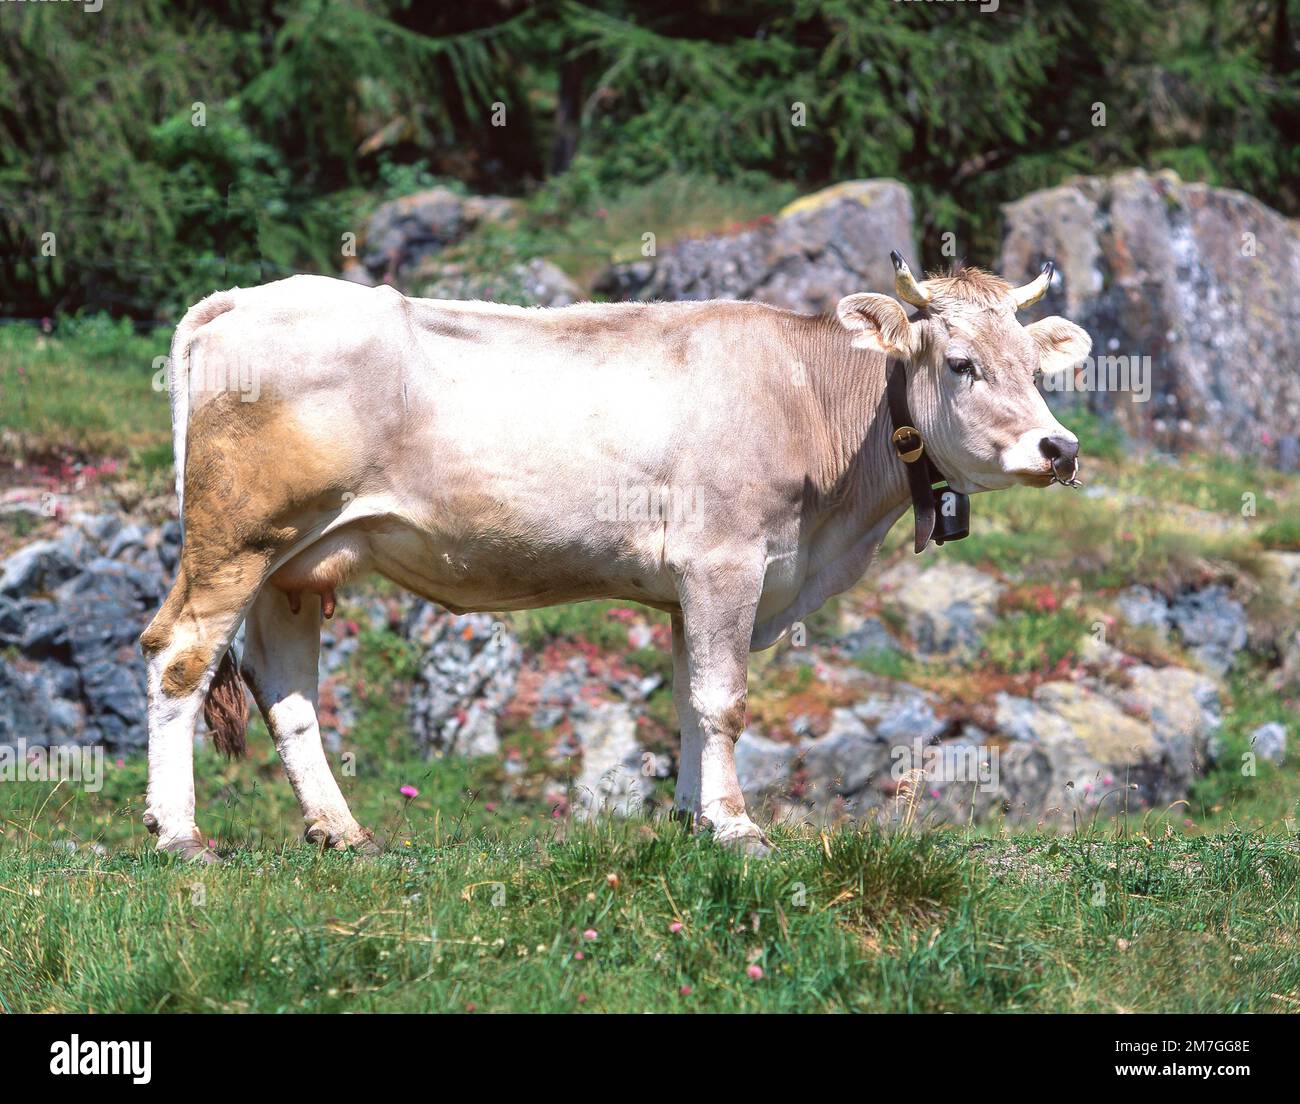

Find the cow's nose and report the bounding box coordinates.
[1038,435,1079,465]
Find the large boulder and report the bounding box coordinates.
[352,187,521,288]
[595,179,916,314]
[1000,169,1300,467]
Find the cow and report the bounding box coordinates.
[139,253,1090,860]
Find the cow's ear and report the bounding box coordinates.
[836,293,914,355]
[1027,317,1091,377]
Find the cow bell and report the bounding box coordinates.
[931,483,970,545]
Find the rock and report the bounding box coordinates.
[0,539,82,597]
[1001,169,1300,467]
[360,186,520,286]
[734,729,801,803]
[991,671,1222,823]
[801,708,889,800]
[0,596,69,658]
[1274,629,1300,694]
[1168,585,1248,675]
[835,616,900,658]
[595,179,915,314]
[79,660,148,749]
[571,701,652,818]
[1249,722,1287,764]
[0,658,83,746]
[404,604,521,757]
[1259,551,1300,608]
[854,684,946,745]
[104,523,147,560]
[414,257,582,307]
[1119,665,1221,790]
[72,512,123,548]
[877,561,1003,657]
[1114,586,1170,636]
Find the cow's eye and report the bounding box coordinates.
[947,357,975,376]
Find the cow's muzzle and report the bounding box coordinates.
[1039,434,1082,487]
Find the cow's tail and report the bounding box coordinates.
[168,290,239,526]
[168,291,248,758]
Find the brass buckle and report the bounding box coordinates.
[891,426,924,464]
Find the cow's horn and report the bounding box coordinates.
[890,250,931,308]
[1012,261,1054,310]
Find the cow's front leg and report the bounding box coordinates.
[242,587,379,854]
[676,559,772,856]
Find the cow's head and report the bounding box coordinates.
[837,253,1091,493]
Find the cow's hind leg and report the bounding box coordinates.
[670,613,703,825]
[242,586,378,853]
[141,552,269,860]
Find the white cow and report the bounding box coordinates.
[140,254,1090,858]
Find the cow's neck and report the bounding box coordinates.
[790,316,911,533]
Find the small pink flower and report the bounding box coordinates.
[574,951,585,960]
[583,929,598,941]
[115,758,125,769]
[485,802,497,813]
[207,838,217,849]
[679,985,692,996]
[466,1002,476,1012]
[399,785,419,799]
[577,992,588,1004]
[747,965,764,981]
[669,921,683,934]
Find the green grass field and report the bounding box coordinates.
[1,821,1296,1013]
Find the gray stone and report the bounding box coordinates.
[0,658,83,746]
[360,187,521,286]
[414,257,582,307]
[1249,722,1287,765]
[835,616,900,658]
[734,729,801,801]
[404,604,521,757]
[1115,586,1170,635]
[0,539,81,597]
[801,708,890,800]
[1001,169,1300,467]
[1169,585,1248,675]
[877,560,1003,657]
[571,701,652,818]
[595,179,915,314]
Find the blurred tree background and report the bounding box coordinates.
[1,0,1296,319]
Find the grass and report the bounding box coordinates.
[0,821,1295,1013]
[0,317,171,470]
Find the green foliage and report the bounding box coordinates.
[978,607,1090,675]
[2,0,1295,316]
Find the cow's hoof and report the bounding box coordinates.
[158,835,222,864]
[349,827,385,857]
[305,823,384,856]
[704,817,774,858]
[668,807,697,831]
